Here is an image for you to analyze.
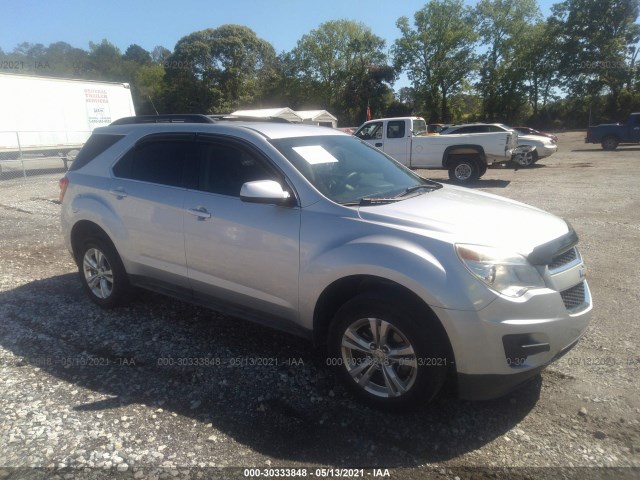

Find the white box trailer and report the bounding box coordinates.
[0,73,135,162]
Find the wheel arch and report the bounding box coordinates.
[312,274,454,362]
[70,220,117,264]
[442,145,486,168]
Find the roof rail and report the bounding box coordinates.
[207,115,291,124]
[110,114,215,125]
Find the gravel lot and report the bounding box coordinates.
[0,132,638,479]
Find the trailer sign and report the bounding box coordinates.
[85,88,112,128]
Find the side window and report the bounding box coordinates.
[463,126,488,133]
[70,133,125,171]
[387,121,406,139]
[113,135,190,187]
[194,141,277,197]
[356,122,383,140]
[486,125,504,132]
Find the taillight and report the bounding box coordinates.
[59,176,69,203]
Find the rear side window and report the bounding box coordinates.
[113,134,192,187]
[69,133,125,171]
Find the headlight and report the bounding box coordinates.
[455,244,546,298]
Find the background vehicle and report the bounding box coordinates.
[0,73,135,163]
[355,117,516,182]
[442,123,558,167]
[513,126,558,143]
[60,115,591,409]
[585,113,640,150]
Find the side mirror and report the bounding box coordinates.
[240,180,293,206]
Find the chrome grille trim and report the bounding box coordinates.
[560,281,586,312]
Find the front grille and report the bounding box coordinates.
[561,282,586,311]
[549,247,578,270]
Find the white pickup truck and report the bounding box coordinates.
[354,117,516,182]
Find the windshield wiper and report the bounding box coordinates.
[395,182,443,198]
[340,197,403,206]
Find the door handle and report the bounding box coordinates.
[375,142,383,147]
[109,188,127,199]
[187,207,211,220]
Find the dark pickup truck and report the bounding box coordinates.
[585,113,640,150]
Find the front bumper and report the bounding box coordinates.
[432,280,592,400]
[537,145,558,158]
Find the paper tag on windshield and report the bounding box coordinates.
[292,145,339,165]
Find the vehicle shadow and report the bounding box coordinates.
[573,147,640,152]
[0,275,542,467]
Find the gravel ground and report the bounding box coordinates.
[0,132,638,480]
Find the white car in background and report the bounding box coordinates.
[441,123,558,167]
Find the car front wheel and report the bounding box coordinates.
[328,294,448,409]
[514,149,537,167]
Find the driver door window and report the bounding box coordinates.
[357,122,383,140]
[192,141,277,196]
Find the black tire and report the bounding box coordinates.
[448,158,480,183]
[77,236,129,308]
[328,294,448,409]
[478,163,488,177]
[601,136,618,151]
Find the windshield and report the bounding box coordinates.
[271,135,434,204]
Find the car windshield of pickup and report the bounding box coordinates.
[271,135,439,205]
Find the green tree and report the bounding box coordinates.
[163,25,277,113]
[151,46,171,65]
[549,0,640,119]
[87,39,133,81]
[516,21,560,117]
[132,64,165,114]
[393,0,478,122]
[474,0,540,122]
[289,20,391,124]
[124,44,152,65]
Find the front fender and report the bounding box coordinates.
[298,234,495,331]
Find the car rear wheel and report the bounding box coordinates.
[601,136,618,151]
[328,294,448,409]
[448,158,480,183]
[78,237,129,308]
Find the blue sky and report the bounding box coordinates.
[0,0,555,89]
[1,0,556,54]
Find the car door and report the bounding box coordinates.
[182,135,301,323]
[109,133,193,288]
[382,120,410,164]
[631,115,640,142]
[355,121,384,148]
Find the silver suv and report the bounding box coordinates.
[60,114,592,408]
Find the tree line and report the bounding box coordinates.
[1,0,638,128]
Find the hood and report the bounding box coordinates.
[357,184,570,257]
